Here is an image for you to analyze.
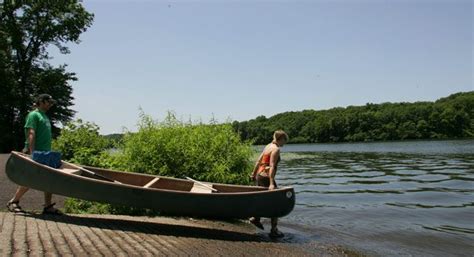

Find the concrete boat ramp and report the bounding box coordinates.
[0,212,358,256]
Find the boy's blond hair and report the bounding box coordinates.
[273,130,289,142]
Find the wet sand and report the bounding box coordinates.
[1,154,364,256]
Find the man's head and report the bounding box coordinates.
[35,94,56,111]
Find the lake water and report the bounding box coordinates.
[267,140,473,256]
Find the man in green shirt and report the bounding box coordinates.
[6,94,62,214]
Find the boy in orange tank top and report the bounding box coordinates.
[250,130,289,238]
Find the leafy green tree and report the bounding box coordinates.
[0,0,93,152]
[398,121,419,139]
[416,120,430,138]
[234,91,473,144]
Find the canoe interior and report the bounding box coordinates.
[16,152,268,194]
[82,166,269,193]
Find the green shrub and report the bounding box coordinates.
[119,111,254,185]
[56,113,255,215]
[52,119,115,167]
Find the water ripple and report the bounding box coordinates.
[386,202,474,209]
[274,141,474,251]
[421,225,474,235]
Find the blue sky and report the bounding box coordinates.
[49,0,473,134]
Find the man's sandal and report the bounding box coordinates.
[42,203,63,215]
[6,201,24,213]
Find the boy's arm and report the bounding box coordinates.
[268,148,280,189]
[251,152,264,179]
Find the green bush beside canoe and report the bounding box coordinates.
[53,112,256,215]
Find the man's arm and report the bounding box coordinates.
[27,128,35,154]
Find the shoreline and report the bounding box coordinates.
[2,145,473,256]
[260,138,474,146]
[0,153,365,256]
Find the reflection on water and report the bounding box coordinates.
[275,140,474,256]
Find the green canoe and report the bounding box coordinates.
[5,151,295,218]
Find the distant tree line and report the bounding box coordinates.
[232,92,474,144]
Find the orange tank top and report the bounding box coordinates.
[257,153,271,173]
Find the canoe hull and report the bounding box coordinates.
[5,152,295,218]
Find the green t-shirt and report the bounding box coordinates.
[24,109,52,151]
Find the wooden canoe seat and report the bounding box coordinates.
[60,168,82,175]
[143,177,160,188]
[190,183,214,193]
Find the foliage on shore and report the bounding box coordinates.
[232,91,474,144]
[53,112,255,215]
[52,120,113,167]
[119,112,254,184]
